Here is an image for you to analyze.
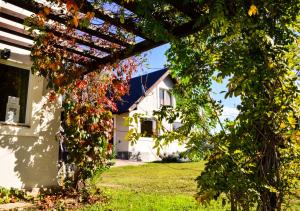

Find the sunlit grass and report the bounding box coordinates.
[83,161,300,210]
[85,162,229,210]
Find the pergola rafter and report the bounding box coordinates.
[1,0,210,76]
[0,21,110,62]
[79,2,146,39]
[113,0,180,33]
[3,0,131,47]
[0,7,112,54]
[0,35,32,51]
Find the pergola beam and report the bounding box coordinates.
[0,35,32,51]
[4,0,132,47]
[0,22,108,61]
[84,14,210,73]
[113,0,175,32]
[0,7,27,23]
[0,35,93,66]
[0,22,32,40]
[85,39,164,74]
[0,8,113,54]
[80,2,146,39]
[1,0,211,77]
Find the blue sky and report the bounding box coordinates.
[139,44,240,121]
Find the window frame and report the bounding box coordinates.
[159,88,173,107]
[140,118,156,138]
[0,59,31,126]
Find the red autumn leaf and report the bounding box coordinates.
[76,80,88,89]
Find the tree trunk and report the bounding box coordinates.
[258,129,282,211]
[230,193,237,211]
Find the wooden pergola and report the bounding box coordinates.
[0,0,209,75]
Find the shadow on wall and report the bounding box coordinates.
[0,94,60,190]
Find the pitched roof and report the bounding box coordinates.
[115,68,169,114]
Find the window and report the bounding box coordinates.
[0,63,29,123]
[173,122,182,131]
[141,118,155,137]
[159,88,172,106]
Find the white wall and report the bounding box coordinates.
[114,113,130,152]
[114,75,186,162]
[0,1,60,189]
[0,45,60,189]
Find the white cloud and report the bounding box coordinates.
[220,106,239,121]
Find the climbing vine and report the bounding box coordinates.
[25,0,139,190]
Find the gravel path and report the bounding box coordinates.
[112,159,145,167]
[0,202,35,210]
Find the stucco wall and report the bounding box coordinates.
[0,43,60,189]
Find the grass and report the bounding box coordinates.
[83,161,300,210]
[84,161,229,210]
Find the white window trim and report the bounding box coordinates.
[0,59,32,125]
[0,59,40,137]
[158,88,173,107]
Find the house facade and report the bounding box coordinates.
[0,1,60,189]
[113,69,186,162]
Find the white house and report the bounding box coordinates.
[113,69,186,162]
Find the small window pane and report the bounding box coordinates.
[141,119,153,137]
[159,89,164,106]
[159,88,172,106]
[164,90,172,106]
[0,63,29,123]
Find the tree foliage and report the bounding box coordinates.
[25,0,139,189]
[159,1,300,210]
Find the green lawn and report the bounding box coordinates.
[84,162,229,210]
[83,161,300,210]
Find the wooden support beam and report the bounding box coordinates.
[0,8,113,54]
[0,7,28,22]
[113,0,177,33]
[59,46,103,61]
[4,0,132,47]
[0,25,106,61]
[84,15,209,74]
[0,35,93,66]
[0,35,32,50]
[84,39,164,74]
[0,22,32,40]
[80,1,146,39]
